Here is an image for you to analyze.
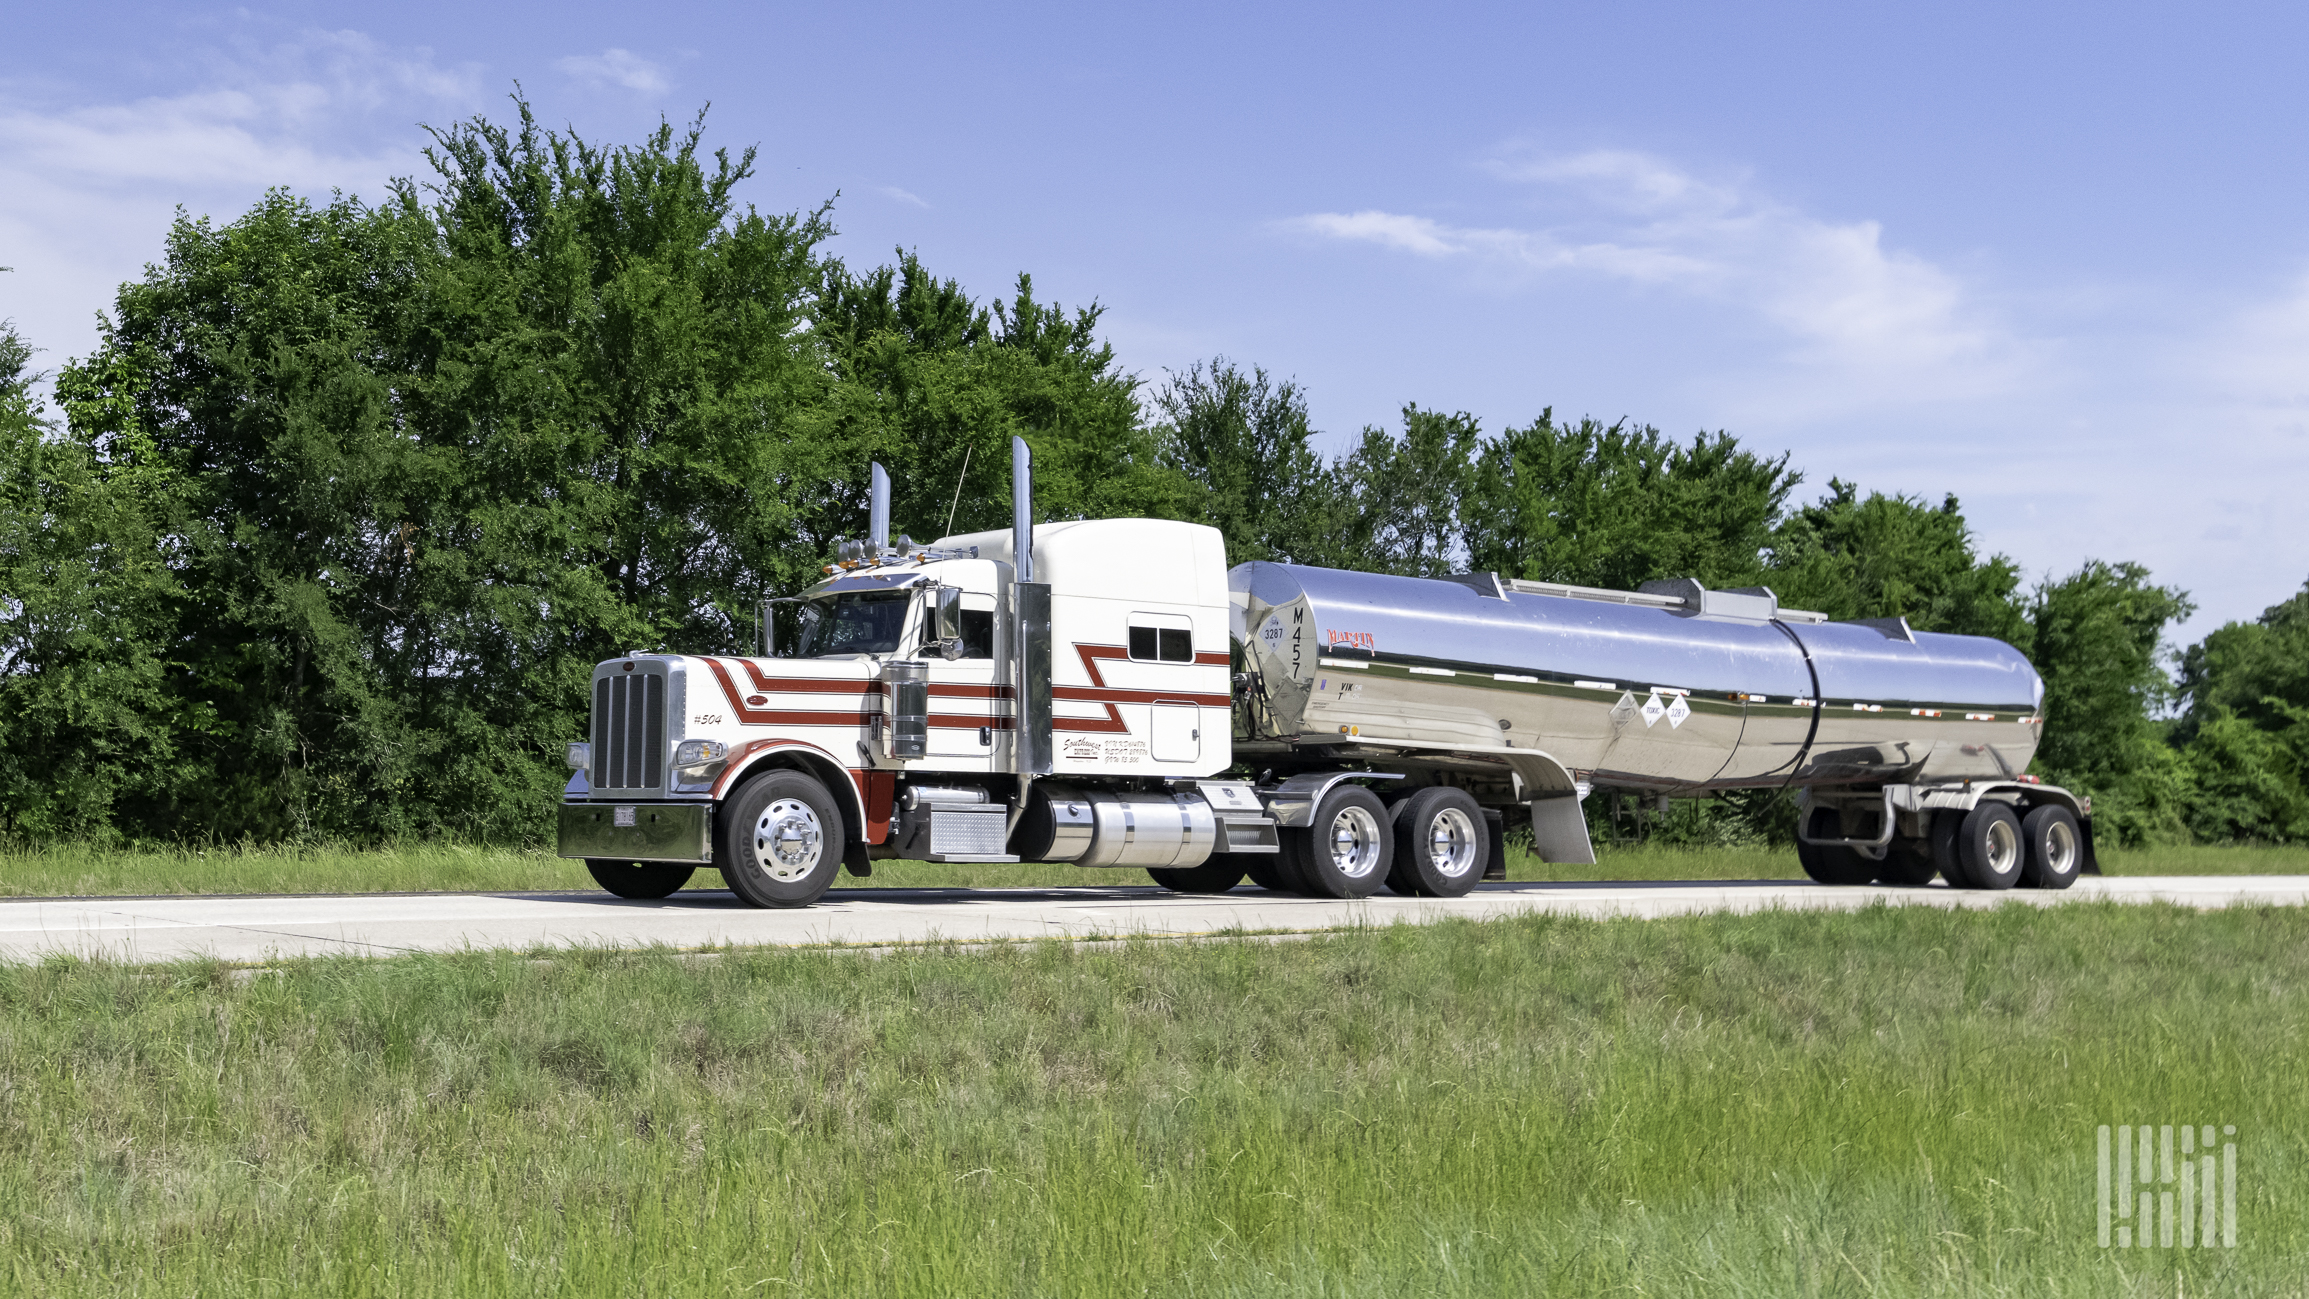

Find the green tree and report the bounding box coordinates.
[1148,357,1334,564]
[811,253,1177,550]
[0,319,184,839]
[1464,412,1799,590]
[2171,579,2309,842]
[1766,480,2029,643]
[2028,561,2195,844]
[1314,404,1482,576]
[2178,580,2309,735]
[50,102,831,841]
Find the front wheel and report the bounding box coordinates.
[584,859,695,899]
[1148,860,1247,894]
[717,770,847,908]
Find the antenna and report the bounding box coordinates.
[943,443,973,539]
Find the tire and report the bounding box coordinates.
[716,770,847,908]
[1290,784,1394,899]
[1795,805,1877,885]
[1925,809,1966,886]
[584,858,696,899]
[1148,860,1247,893]
[2020,805,2083,890]
[1387,787,1486,897]
[1243,856,1294,892]
[1955,802,2025,890]
[1877,839,1939,887]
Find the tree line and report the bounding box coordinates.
[1,103,2300,848]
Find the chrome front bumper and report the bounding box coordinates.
[557,801,714,864]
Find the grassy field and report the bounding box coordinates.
[1,902,2299,1296]
[2,837,2303,899]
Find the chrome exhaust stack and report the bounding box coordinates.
[1010,438,1032,582]
[869,462,891,555]
[1011,436,1053,778]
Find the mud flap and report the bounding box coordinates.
[1529,793,1597,866]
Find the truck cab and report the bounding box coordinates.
[559,444,1269,906]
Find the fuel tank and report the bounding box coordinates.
[1231,563,2043,791]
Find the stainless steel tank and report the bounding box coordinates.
[1231,563,2043,791]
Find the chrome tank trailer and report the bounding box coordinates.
[1231,563,2045,793]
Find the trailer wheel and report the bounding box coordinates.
[1288,785,1394,899]
[1795,806,1876,884]
[1387,787,1485,897]
[2019,805,2083,890]
[1926,810,1967,885]
[717,770,846,908]
[1954,802,2025,890]
[583,859,695,899]
[1148,860,1247,894]
[1877,840,1939,887]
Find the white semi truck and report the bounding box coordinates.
[559,439,2093,906]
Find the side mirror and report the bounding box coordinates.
[927,586,965,660]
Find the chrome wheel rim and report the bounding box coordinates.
[753,798,824,882]
[1426,807,1482,879]
[1324,805,1386,880]
[1985,817,2021,879]
[2043,819,2078,877]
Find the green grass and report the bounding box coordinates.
[4,836,2304,899]
[2097,843,2309,875]
[1,903,2301,1295]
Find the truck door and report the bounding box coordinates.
[926,592,1001,764]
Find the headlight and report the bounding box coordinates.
[566,742,591,771]
[673,739,729,769]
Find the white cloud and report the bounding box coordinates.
[555,49,670,95]
[875,185,929,208]
[1285,149,2036,415]
[0,29,480,378]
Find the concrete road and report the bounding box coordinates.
[1,875,2304,965]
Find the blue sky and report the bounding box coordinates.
[4,2,2305,641]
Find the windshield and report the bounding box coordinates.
[796,590,911,657]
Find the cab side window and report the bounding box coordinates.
[960,608,994,659]
[1128,615,1193,663]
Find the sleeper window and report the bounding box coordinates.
[1127,615,1194,663]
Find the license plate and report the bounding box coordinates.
[614,806,637,828]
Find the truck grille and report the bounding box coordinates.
[593,670,665,792]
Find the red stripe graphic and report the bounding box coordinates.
[1052,644,1229,733]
